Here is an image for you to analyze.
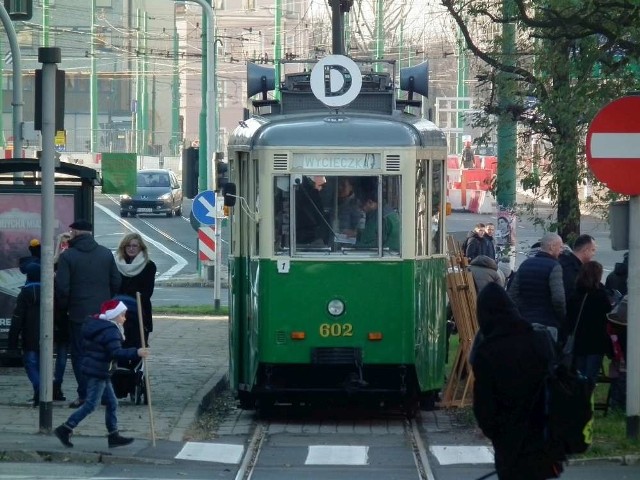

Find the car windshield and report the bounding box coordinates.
[138,172,170,187]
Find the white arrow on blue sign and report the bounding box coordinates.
[192,190,217,225]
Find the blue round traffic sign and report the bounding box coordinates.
[192,190,217,225]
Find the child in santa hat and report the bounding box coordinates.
[54,299,149,448]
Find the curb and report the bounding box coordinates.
[168,370,230,442]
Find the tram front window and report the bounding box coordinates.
[274,175,401,256]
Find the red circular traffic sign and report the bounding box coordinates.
[586,95,640,195]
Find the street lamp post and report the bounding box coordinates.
[174,0,216,191]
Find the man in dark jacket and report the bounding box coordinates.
[54,300,149,449]
[508,233,565,336]
[559,234,596,302]
[472,283,564,480]
[465,223,495,260]
[56,220,121,408]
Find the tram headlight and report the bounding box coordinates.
[327,299,345,317]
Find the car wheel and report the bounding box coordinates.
[120,211,128,217]
[176,204,182,217]
[165,209,173,218]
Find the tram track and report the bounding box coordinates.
[235,421,268,480]
[232,412,435,480]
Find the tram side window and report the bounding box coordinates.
[381,176,401,255]
[431,160,444,254]
[415,160,428,256]
[274,176,290,255]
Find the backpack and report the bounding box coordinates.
[544,364,594,455]
[531,324,594,456]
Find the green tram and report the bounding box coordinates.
[224,54,449,413]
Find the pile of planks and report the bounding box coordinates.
[439,234,479,408]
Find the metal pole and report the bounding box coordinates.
[627,196,640,440]
[329,0,343,55]
[38,46,61,433]
[274,0,282,100]
[0,5,24,156]
[171,9,180,155]
[90,0,98,152]
[0,36,5,148]
[141,13,149,154]
[43,0,51,47]
[496,0,517,209]
[374,0,383,72]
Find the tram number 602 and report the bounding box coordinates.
[319,323,353,338]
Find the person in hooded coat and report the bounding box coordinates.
[605,252,628,296]
[471,283,564,480]
[468,254,504,293]
[8,262,42,407]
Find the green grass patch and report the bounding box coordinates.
[581,408,640,458]
[154,305,229,316]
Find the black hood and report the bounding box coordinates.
[613,260,628,276]
[476,282,530,338]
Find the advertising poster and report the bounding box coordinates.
[101,152,137,195]
[0,194,75,349]
[495,208,516,260]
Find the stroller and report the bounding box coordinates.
[110,295,148,405]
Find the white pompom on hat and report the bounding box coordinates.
[99,300,127,320]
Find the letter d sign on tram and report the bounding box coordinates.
[586,95,640,195]
[192,190,217,225]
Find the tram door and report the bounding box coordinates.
[233,153,256,387]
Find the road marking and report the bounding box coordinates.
[176,441,244,464]
[96,203,189,280]
[429,445,494,465]
[305,445,369,465]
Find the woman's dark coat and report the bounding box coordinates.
[472,283,563,480]
[118,260,156,335]
[565,285,612,356]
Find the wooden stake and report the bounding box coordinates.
[136,292,156,447]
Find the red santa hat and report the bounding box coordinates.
[99,300,127,321]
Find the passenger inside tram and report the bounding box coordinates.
[356,189,400,252]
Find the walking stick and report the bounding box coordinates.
[136,292,156,447]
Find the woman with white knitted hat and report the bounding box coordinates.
[54,299,149,449]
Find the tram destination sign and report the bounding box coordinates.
[292,153,380,170]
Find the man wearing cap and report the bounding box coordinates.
[54,299,149,448]
[56,220,121,408]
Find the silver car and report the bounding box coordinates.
[120,169,183,218]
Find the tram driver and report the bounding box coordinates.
[295,176,331,246]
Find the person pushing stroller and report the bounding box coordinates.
[54,299,149,448]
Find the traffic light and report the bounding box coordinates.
[216,159,228,192]
[5,1,33,21]
[182,147,199,199]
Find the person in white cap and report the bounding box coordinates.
[54,299,149,449]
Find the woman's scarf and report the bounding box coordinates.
[115,251,147,277]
